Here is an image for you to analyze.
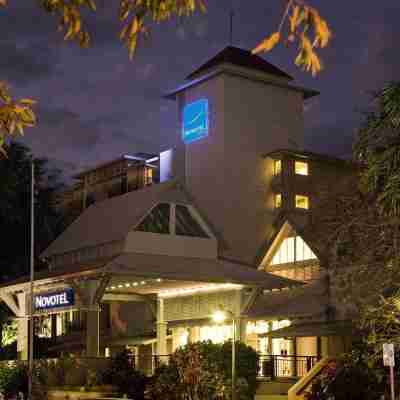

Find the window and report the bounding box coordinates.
[271,236,317,265]
[295,195,309,209]
[274,194,282,208]
[175,205,209,238]
[273,160,282,175]
[135,203,170,234]
[295,161,308,176]
[144,167,153,186]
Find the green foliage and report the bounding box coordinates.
[148,341,259,400]
[102,350,148,399]
[0,363,28,398]
[355,81,400,217]
[304,353,384,400]
[0,142,65,283]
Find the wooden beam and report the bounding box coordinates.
[0,292,22,316]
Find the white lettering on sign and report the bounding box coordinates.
[34,289,74,311]
[383,343,395,367]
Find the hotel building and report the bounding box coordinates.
[0,47,354,391]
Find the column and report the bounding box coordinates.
[156,298,168,361]
[86,308,100,357]
[17,293,28,361]
[236,317,247,344]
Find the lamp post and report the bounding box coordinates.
[28,159,35,400]
[212,309,237,400]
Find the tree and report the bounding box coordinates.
[0,141,64,282]
[0,0,331,155]
[305,82,400,362]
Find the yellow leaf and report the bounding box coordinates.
[19,98,36,105]
[119,24,129,40]
[252,32,280,54]
[9,119,15,134]
[289,5,300,33]
[128,36,137,59]
[16,122,24,135]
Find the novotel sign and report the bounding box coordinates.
[34,288,75,311]
[182,99,209,144]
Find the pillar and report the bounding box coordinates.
[236,317,247,343]
[17,293,28,361]
[86,309,99,357]
[156,298,168,358]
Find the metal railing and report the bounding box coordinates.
[258,355,318,380]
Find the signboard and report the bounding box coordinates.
[34,288,75,312]
[182,99,209,144]
[383,343,395,367]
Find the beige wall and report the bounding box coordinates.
[296,336,317,356]
[175,73,306,263]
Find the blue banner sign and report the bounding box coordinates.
[182,99,209,144]
[34,288,75,311]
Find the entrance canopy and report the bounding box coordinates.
[105,252,299,290]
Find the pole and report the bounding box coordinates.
[232,317,236,400]
[229,10,234,45]
[390,365,395,400]
[28,160,35,400]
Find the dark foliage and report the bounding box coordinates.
[148,341,259,400]
[102,350,148,400]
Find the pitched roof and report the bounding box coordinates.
[107,253,300,289]
[187,46,293,81]
[41,181,190,258]
[247,279,328,319]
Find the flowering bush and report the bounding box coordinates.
[304,352,384,400]
[148,341,259,400]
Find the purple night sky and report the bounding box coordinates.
[1,1,399,178]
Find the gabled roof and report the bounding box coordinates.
[257,217,323,269]
[187,46,293,81]
[41,181,190,259]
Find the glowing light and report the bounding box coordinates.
[110,286,116,290]
[125,283,131,287]
[212,310,227,324]
[133,282,138,286]
[159,283,242,298]
[140,281,146,285]
[118,284,123,288]
[156,278,162,282]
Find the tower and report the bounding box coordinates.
[165,46,318,264]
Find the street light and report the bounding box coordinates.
[212,308,237,400]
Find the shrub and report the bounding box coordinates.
[0,363,28,399]
[148,341,259,400]
[103,350,148,399]
[304,352,384,400]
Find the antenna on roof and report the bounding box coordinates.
[229,9,235,45]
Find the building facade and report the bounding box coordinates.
[0,46,353,381]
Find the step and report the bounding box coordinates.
[255,395,288,400]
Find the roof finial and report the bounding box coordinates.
[229,9,235,46]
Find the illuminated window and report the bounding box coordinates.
[271,236,317,265]
[295,195,309,209]
[274,194,282,208]
[200,325,232,344]
[144,168,153,186]
[295,161,308,176]
[273,160,282,175]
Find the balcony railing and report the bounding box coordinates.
[129,354,318,379]
[258,355,319,380]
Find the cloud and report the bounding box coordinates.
[0,40,59,85]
